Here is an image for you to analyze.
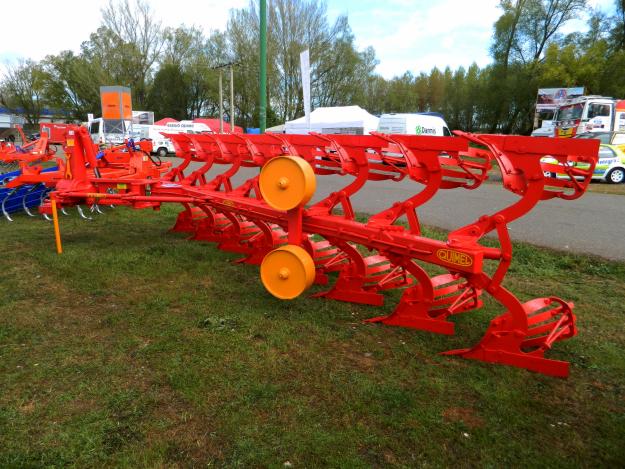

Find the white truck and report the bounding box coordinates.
[554,96,625,138]
[88,118,212,156]
[87,117,131,146]
[377,113,452,136]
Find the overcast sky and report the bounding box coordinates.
[0,0,617,78]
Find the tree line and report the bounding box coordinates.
[1,0,624,134]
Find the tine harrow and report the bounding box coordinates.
[41,128,599,377]
[1,126,172,221]
[0,132,59,221]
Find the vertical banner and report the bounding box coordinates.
[300,49,311,132]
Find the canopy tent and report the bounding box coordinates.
[154,117,179,126]
[284,106,379,135]
[266,124,285,133]
[192,118,244,133]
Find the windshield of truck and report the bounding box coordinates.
[555,103,583,122]
[103,119,126,134]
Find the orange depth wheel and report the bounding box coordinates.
[260,245,315,299]
[259,156,316,211]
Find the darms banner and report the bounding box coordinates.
[536,87,584,111]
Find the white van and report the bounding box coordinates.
[377,113,452,136]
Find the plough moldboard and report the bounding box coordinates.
[22,125,600,377]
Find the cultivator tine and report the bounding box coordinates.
[1,187,20,222]
[22,184,40,216]
[76,205,93,220]
[61,207,69,216]
[90,204,104,215]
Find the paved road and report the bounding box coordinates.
[180,163,625,261]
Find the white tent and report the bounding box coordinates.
[284,106,379,135]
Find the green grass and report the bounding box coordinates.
[585,181,625,195]
[0,205,624,467]
[487,161,625,195]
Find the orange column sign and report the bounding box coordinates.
[100,86,132,120]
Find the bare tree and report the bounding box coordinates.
[101,0,166,106]
[491,0,528,69]
[613,0,625,51]
[516,0,588,63]
[227,0,375,125]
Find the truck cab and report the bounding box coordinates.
[554,97,625,138]
[88,117,138,146]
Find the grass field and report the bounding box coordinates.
[585,182,625,195]
[0,205,624,467]
[486,164,625,195]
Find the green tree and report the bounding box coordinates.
[42,51,102,121]
[0,59,47,126]
[226,0,377,127]
[147,64,191,120]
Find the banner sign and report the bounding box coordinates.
[536,87,584,111]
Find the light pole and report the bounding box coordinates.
[259,0,267,133]
[219,69,224,133]
[230,64,235,131]
[212,62,239,133]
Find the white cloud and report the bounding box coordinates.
[345,0,501,78]
[338,0,618,78]
[561,0,618,35]
[2,0,615,79]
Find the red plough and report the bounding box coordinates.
[42,130,599,377]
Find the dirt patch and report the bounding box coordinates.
[442,407,484,429]
[333,342,377,371]
[19,401,36,413]
[144,382,225,464]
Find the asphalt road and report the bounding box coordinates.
[181,163,625,261]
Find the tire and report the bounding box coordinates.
[607,167,625,184]
[157,147,168,158]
